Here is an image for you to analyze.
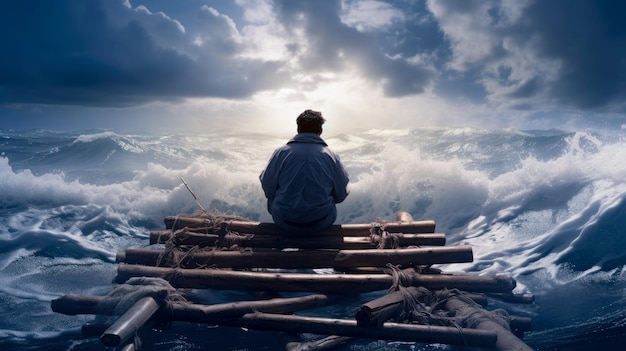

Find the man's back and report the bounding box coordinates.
[260,111,349,233]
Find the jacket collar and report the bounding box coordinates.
[287,133,327,146]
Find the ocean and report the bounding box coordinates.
[1,127,626,350]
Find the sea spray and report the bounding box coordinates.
[1,127,626,350]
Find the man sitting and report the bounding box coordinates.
[260,109,350,233]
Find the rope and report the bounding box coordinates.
[384,263,413,292]
[382,231,400,249]
[433,289,512,330]
[96,277,187,324]
[156,210,246,268]
[368,219,402,249]
[377,268,511,351]
[224,231,254,249]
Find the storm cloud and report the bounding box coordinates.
[0,0,625,126]
[0,0,288,106]
[273,0,435,97]
[428,0,626,112]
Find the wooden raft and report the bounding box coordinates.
[51,211,535,351]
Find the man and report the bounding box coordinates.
[260,109,349,233]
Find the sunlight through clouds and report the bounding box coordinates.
[1,0,625,132]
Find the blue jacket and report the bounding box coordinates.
[260,133,349,233]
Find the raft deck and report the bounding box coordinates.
[51,211,535,351]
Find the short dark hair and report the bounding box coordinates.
[297,109,325,125]
[297,109,325,133]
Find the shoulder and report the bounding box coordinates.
[321,146,343,162]
[270,144,291,158]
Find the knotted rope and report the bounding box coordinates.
[369,219,400,249]
[96,277,186,321]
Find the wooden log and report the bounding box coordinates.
[444,297,534,351]
[334,266,441,275]
[149,230,220,245]
[356,288,413,327]
[164,217,436,236]
[81,318,116,336]
[115,265,516,293]
[118,343,136,351]
[53,294,495,348]
[100,296,161,347]
[170,294,342,320]
[117,245,473,269]
[510,316,533,334]
[345,233,446,247]
[60,293,533,335]
[395,211,414,222]
[149,230,446,248]
[52,294,101,315]
[355,287,488,327]
[220,312,496,348]
[52,293,341,318]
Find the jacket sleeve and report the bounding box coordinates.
[331,155,350,203]
[259,149,281,213]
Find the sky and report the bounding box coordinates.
[1,0,626,134]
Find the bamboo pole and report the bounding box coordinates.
[149,230,220,245]
[81,319,116,336]
[52,293,341,318]
[342,234,446,247]
[170,294,342,320]
[55,292,531,338]
[114,265,516,293]
[164,217,436,236]
[149,230,446,248]
[83,319,148,351]
[100,296,161,347]
[220,312,497,348]
[444,297,534,351]
[53,294,496,348]
[55,288,531,336]
[116,245,473,269]
[118,343,136,351]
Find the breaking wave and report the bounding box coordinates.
[1,127,626,350]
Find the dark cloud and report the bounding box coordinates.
[506,77,539,99]
[429,0,626,113]
[0,0,437,108]
[519,0,626,109]
[0,0,287,107]
[273,0,435,97]
[2,0,625,122]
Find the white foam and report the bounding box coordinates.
[73,131,118,144]
[2,129,626,286]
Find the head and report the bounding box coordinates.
[296,109,325,135]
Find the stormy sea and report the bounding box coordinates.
[1,126,626,351]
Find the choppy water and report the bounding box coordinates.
[1,127,626,350]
